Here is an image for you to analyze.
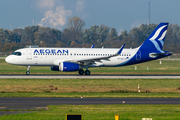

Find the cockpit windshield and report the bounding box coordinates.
[12,52,22,56]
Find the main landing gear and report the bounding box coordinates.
[78,69,91,75]
[26,66,30,75]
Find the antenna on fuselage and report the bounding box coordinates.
[26,45,38,48]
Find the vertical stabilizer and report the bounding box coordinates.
[139,22,169,53]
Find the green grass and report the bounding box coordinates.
[0,78,180,98]
[1,105,180,120]
[1,59,180,75]
[0,93,180,98]
[1,59,180,119]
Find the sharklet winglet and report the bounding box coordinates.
[117,44,125,55]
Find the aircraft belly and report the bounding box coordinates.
[18,57,53,66]
[34,58,54,66]
[101,58,126,66]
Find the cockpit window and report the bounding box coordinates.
[12,52,22,56]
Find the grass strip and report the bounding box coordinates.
[0,78,180,98]
[1,104,180,120]
[1,59,180,75]
[0,93,180,98]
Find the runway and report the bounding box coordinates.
[1,97,180,116]
[1,75,180,79]
[1,98,180,108]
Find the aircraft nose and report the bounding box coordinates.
[5,56,11,63]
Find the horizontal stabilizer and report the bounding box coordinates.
[152,52,172,56]
[150,52,173,58]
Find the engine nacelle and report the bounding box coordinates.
[51,62,81,72]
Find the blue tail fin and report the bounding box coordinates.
[139,22,169,53]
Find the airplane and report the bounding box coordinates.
[5,22,172,75]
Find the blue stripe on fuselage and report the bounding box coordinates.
[116,50,171,67]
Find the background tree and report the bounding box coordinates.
[0,18,180,53]
[13,28,23,43]
[66,17,85,43]
[109,28,118,41]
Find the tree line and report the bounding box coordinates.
[0,17,180,53]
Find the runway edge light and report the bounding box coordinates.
[115,114,119,120]
[142,118,152,120]
[138,84,140,93]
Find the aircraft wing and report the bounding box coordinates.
[65,44,125,65]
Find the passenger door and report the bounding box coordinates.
[26,49,32,60]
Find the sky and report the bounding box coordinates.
[0,0,180,34]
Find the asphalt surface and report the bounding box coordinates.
[1,97,180,107]
[1,75,180,79]
[1,97,180,116]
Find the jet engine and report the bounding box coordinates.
[51,62,81,71]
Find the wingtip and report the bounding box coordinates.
[117,44,125,55]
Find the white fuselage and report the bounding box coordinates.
[5,22,172,75]
[5,47,139,67]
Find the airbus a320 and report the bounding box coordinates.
[5,23,172,75]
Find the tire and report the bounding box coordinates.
[26,71,30,75]
[78,70,84,75]
[85,70,90,75]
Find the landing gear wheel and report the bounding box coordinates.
[26,71,30,75]
[78,70,84,75]
[85,70,90,75]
